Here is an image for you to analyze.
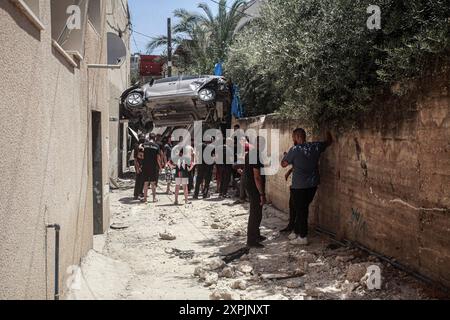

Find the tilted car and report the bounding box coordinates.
[120,75,230,130]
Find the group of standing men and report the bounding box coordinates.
[132,126,333,250]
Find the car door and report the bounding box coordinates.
[146,76,180,98]
[178,75,208,95]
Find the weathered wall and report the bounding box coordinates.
[0,0,121,299]
[107,0,130,179]
[236,72,450,287]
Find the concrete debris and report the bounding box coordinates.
[203,258,225,271]
[231,280,248,290]
[194,267,204,277]
[346,263,373,282]
[210,289,240,301]
[110,223,129,230]
[170,248,195,260]
[285,278,305,289]
[237,262,253,274]
[159,232,176,241]
[204,273,219,287]
[69,186,445,300]
[220,267,235,278]
[268,231,280,241]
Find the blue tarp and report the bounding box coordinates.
[231,84,244,118]
[214,62,223,76]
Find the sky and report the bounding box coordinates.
[128,0,216,55]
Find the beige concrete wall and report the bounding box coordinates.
[0,0,126,299]
[236,72,450,287]
[106,0,130,179]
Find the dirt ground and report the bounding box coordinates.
[67,179,448,300]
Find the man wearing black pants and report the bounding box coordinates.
[281,128,333,245]
[133,135,145,200]
[243,137,266,248]
[218,138,234,198]
[194,142,214,199]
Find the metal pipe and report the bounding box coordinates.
[87,64,121,69]
[167,18,172,77]
[46,224,61,300]
[314,226,450,294]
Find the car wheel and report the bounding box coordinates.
[198,88,216,102]
[126,92,144,109]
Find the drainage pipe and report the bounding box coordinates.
[46,224,61,300]
[314,226,450,294]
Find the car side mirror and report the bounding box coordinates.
[149,78,155,86]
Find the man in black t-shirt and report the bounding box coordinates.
[142,134,162,203]
[244,137,266,248]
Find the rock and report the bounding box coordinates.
[305,287,323,298]
[268,231,280,241]
[234,230,243,236]
[237,262,253,274]
[194,267,204,277]
[210,289,240,301]
[204,273,219,287]
[336,255,355,263]
[295,252,316,265]
[231,280,247,290]
[203,258,225,271]
[159,232,176,241]
[110,223,129,230]
[346,263,371,282]
[286,278,305,289]
[220,267,234,278]
[211,223,220,229]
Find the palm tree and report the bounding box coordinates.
[147,0,247,74]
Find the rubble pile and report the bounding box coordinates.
[191,203,440,300]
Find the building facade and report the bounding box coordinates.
[0,0,130,299]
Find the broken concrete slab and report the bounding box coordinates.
[159,232,176,241]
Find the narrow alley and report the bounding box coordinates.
[67,180,446,301]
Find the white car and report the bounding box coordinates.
[121,75,230,129]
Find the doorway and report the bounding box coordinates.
[92,111,103,235]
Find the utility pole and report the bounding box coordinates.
[167,17,172,78]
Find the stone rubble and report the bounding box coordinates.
[88,184,446,301]
[159,231,176,241]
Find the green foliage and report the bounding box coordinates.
[225,0,450,124]
[147,0,247,75]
